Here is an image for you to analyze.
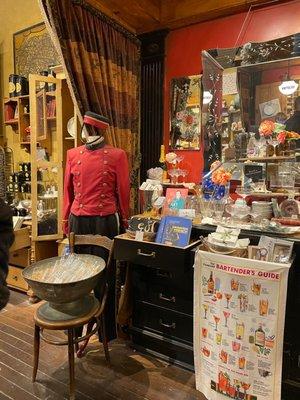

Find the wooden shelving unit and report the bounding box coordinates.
[3,72,79,271]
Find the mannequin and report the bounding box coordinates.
[63,111,130,341]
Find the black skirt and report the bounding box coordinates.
[69,213,119,342]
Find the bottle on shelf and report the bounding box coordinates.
[158,144,167,182]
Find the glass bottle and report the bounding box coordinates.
[207,272,215,294]
[236,322,245,340]
[159,145,167,182]
[255,324,265,347]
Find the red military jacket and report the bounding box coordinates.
[63,144,130,234]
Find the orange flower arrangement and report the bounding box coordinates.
[259,119,300,144]
[259,120,275,137]
[277,130,300,143]
[209,161,232,186]
[212,169,232,186]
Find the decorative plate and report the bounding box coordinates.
[67,117,76,138]
[263,103,275,116]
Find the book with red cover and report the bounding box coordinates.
[162,188,188,215]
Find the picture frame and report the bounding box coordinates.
[13,22,60,77]
[272,241,293,264]
[248,245,269,261]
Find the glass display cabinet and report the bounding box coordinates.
[201,33,300,399]
[29,74,75,241]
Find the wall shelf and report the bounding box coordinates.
[238,156,296,162]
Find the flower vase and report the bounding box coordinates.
[203,177,229,200]
[214,184,228,200]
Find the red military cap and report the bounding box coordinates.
[83,111,109,130]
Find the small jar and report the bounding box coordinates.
[9,74,18,98]
[15,75,29,96]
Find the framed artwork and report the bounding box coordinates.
[169,75,201,150]
[13,22,60,77]
[272,242,293,264]
[248,245,269,261]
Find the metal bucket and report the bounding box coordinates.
[22,254,105,320]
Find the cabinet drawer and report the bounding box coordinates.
[133,267,193,315]
[131,327,194,370]
[7,266,28,292]
[114,234,200,271]
[133,302,193,344]
[9,248,31,267]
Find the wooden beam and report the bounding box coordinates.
[83,0,290,34]
[86,0,137,33]
[86,0,162,34]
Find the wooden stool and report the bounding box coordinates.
[33,295,110,400]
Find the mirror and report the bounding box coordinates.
[202,33,300,165]
[169,75,201,150]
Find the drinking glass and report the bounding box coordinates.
[239,357,246,370]
[235,185,251,201]
[216,332,222,345]
[223,311,230,327]
[203,303,209,319]
[168,169,180,184]
[212,199,226,222]
[268,138,279,157]
[202,327,208,338]
[199,198,213,218]
[259,299,269,316]
[225,293,232,308]
[214,315,220,331]
[241,383,251,397]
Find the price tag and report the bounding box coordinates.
[135,230,144,241]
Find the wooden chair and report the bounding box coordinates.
[32,233,114,400]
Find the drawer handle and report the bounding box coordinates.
[159,319,176,329]
[13,276,18,281]
[159,293,176,303]
[137,249,156,258]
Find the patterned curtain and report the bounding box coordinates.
[39,0,140,213]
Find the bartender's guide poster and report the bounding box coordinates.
[194,250,291,400]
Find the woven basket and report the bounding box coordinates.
[202,238,247,258]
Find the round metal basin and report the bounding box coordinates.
[22,254,106,320]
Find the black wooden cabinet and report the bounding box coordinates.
[114,229,300,399]
[114,234,200,370]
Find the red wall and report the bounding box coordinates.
[164,0,300,183]
[261,65,300,84]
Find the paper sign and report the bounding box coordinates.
[222,71,238,95]
[244,164,263,183]
[135,231,144,241]
[194,250,291,400]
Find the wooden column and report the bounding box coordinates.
[138,30,168,183]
